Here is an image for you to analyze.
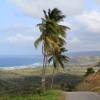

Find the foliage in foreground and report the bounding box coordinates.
[0,90,61,100]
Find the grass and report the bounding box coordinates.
[0,66,99,92]
[0,66,99,96]
[0,90,61,100]
[92,87,100,92]
[0,66,99,77]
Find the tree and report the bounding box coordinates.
[46,8,70,89]
[48,47,69,88]
[85,67,95,77]
[34,8,70,92]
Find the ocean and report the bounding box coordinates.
[0,55,43,69]
[0,51,99,69]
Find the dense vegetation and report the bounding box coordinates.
[0,65,99,100]
[84,67,95,76]
[0,70,82,95]
[0,90,61,100]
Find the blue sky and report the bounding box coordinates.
[0,0,100,55]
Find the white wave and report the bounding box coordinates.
[0,62,42,70]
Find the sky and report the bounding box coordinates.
[0,0,100,55]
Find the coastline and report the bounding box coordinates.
[0,63,42,70]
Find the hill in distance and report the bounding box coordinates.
[66,51,100,65]
[68,51,100,57]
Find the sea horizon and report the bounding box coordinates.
[0,51,100,69]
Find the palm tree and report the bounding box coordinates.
[48,47,69,88]
[45,8,70,88]
[34,8,70,92]
[34,16,61,92]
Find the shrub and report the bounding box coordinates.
[36,87,42,95]
[85,67,95,76]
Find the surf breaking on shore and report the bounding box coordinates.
[0,63,42,70]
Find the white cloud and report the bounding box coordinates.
[70,37,80,44]
[8,0,85,17]
[7,34,34,44]
[76,11,100,33]
[67,37,82,51]
[95,0,100,4]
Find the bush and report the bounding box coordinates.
[60,83,65,90]
[85,67,95,76]
[60,82,75,91]
[36,87,42,95]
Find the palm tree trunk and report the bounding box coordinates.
[51,67,55,89]
[41,42,46,92]
[41,42,48,92]
[42,55,46,92]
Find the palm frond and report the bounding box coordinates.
[34,36,42,48]
[60,55,69,62]
[57,57,64,69]
[60,47,68,53]
[50,8,65,22]
[43,10,48,19]
[46,37,60,50]
[48,56,53,63]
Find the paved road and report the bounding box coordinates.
[65,92,100,100]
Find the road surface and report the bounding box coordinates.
[65,92,100,100]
